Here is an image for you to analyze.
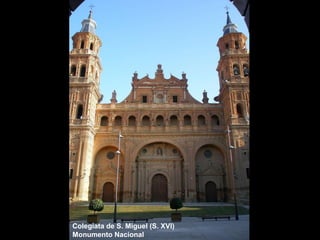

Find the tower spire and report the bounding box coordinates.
[225,6,232,24]
[222,7,238,35]
[80,8,97,34]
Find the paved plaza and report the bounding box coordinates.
[69,203,249,240]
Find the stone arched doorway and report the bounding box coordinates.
[151,174,168,202]
[92,146,125,202]
[135,142,183,202]
[195,145,225,202]
[102,182,114,202]
[205,181,217,202]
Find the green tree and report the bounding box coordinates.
[88,199,104,215]
[170,198,183,212]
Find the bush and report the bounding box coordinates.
[88,199,104,215]
[170,197,183,212]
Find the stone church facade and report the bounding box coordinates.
[69,10,249,204]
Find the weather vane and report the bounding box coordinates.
[224,6,229,13]
[89,4,95,11]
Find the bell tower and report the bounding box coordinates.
[215,9,250,203]
[69,10,103,201]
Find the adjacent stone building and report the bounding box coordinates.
[69,10,249,204]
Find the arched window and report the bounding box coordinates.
[128,116,136,126]
[211,115,220,126]
[70,65,76,76]
[233,64,240,75]
[184,115,192,126]
[236,103,244,117]
[156,115,164,126]
[114,116,122,126]
[80,40,85,49]
[235,40,239,49]
[243,64,249,76]
[80,65,86,77]
[198,115,206,126]
[76,104,83,119]
[170,115,178,126]
[142,115,150,126]
[100,116,108,126]
[90,43,93,50]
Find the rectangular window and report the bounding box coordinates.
[173,96,178,103]
[142,96,147,103]
[246,168,249,179]
[69,169,73,179]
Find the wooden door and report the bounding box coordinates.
[102,182,114,202]
[151,174,168,202]
[205,181,217,202]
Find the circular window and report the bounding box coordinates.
[204,150,212,158]
[107,151,115,159]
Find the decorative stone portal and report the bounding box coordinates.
[91,147,124,202]
[196,145,226,202]
[135,142,184,202]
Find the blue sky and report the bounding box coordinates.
[69,0,249,103]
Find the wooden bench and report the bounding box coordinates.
[202,215,231,221]
[120,218,149,223]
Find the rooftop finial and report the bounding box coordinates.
[225,6,232,24]
[224,5,229,13]
[88,4,95,18]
